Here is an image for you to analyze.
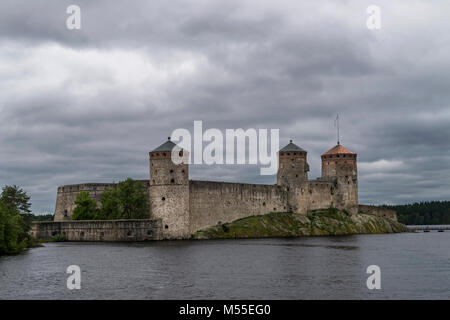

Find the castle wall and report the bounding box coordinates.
[30,219,162,241]
[335,178,358,214]
[188,180,289,233]
[307,180,335,210]
[54,181,149,222]
[287,184,309,215]
[358,205,397,221]
[305,179,358,214]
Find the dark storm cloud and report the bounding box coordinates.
[1,0,450,212]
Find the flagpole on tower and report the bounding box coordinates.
[335,114,340,145]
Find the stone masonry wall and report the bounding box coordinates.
[30,219,162,241]
[189,180,289,233]
[54,181,150,222]
[149,184,190,239]
[307,180,335,210]
[358,205,398,221]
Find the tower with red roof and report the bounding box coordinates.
[321,142,358,214]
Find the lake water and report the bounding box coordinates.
[0,232,449,299]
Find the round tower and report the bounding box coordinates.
[149,137,190,239]
[277,140,309,188]
[321,143,358,213]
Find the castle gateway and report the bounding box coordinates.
[50,138,358,239]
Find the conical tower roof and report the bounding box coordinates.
[151,137,178,152]
[322,144,355,156]
[279,140,306,152]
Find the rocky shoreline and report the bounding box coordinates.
[192,208,408,239]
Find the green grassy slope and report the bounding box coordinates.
[192,208,408,240]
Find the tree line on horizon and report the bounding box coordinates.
[383,201,450,225]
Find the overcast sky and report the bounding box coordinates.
[1,0,449,213]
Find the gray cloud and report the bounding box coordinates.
[1,0,449,212]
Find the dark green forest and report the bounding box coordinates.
[383,201,450,225]
[31,214,54,221]
[0,185,37,255]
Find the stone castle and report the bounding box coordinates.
[51,137,359,239]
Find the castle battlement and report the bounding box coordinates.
[57,183,118,193]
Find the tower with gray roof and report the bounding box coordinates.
[277,140,310,188]
[149,137,190,238]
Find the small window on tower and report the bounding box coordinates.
[170,178,175,183]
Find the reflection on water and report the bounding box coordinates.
[0,232,449,299]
